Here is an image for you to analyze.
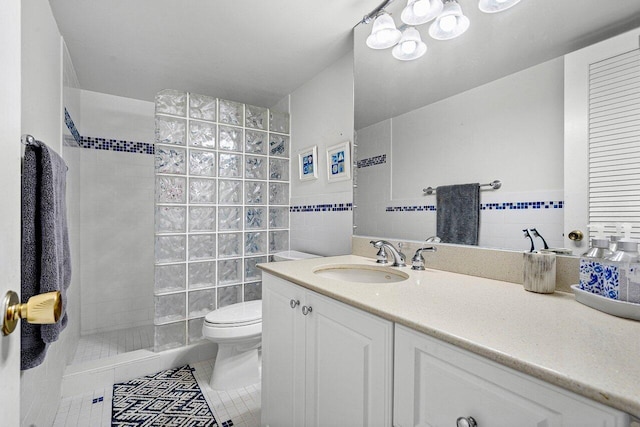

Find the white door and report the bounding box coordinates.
[261,273,306,427]
[0,1,23,425]
[304,291,393,427]
[564,28,640,253]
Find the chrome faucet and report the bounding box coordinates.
[411,246,437,270]
[370,240,406,267]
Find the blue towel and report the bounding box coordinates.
[21,141,71,370]
[436,183,480,246]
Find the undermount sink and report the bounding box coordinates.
[313,264,409,283]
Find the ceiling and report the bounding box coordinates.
[49,0,379,108]
[354,0,640,129]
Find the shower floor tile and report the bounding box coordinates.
[54,359,261,427]
[70,325,154,365]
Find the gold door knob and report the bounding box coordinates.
[568,230,584,241]
[2,290,62,336]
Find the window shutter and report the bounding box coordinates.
[589,48,640,239]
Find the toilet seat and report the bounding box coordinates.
[204,300,261,326]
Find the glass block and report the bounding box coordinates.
[269,158,289,181]
[245,232,266,255]
[189,207,216,232]
[155,235,186,263]
[219,153,242,178]
[189,178,216,204]
[245,105,268,130]
[219,99,243,125]
[155,146,186,174]
[189,149,216,177]
[269,182,289,205]
[155,264,186,294]
[155,206,186,233]
[218,180,242,204]
[188,288,216,318]
[245,181,265,205]
[244,282,262,301]
[189,261,216,289]
[218,207,242,231]
[189,121,216,148]
[244,156,266,180]
[218,284,242,308]
[189,93,217,122]
[218,259,242,285]
[269,230,289,253]
[154,322,185,352]
[270,111,290,134]
[269,134,290,157]
[155,89,186,116]
[218,233,242,258]
[156,116,186,145]
[245,207,265,230]
[245,130,267,155]
[188,234,216,261]
[245,256,266,282]
[269,207,289,229]
[156,176,186,204]
[155,293,186,324]
[188,318,206,344]
[219,126,243,152]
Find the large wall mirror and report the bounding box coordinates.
[353,0,640,252]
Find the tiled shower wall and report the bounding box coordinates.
[153,90,290,351]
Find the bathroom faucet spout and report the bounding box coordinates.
[370,240,406,267]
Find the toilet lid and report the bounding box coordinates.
[205,300,262,325]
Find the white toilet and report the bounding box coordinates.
[202,250,319,390]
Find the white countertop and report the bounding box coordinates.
[259,254,640,417]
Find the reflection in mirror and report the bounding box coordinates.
[353,0,640,251]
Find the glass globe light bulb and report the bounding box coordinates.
[412,0,430,17]
[401,40,418,54]
[439,14,457,32]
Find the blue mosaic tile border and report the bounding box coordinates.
[290,203,353,213]
[385,201,564,212]
[64,108,81,146]
[357,154,386,169]
[79,136,155,155]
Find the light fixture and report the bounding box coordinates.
[400,0,444,26]
[366,12,403,49]
[479,0,521,13]
[429,0,470,40]
[392,27,427,61]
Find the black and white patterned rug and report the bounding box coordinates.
[112,365,231,427]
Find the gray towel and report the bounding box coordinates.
[436,183,480,246]
[21,141,71,370]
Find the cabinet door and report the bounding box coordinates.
[262,273,307,427]
[304,291,393,427]
[394,325,628,427]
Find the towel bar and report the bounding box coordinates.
[423,179,501,195]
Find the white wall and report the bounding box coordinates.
[19,2,81,426]
[355,58,565,251]
[78,90,155,335]
[289,52,354,256]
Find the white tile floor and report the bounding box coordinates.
[70,325,154,365]
[54,359,261,427]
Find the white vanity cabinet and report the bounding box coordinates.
[261,272,393,427]
[393,325,629,427]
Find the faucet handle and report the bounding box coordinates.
[411,247,437,271]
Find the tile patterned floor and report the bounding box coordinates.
[70,325,154,365]
[54,359,261,427]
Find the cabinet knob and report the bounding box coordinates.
[289,299,300,309]
[302,305,313,315]
[456,416,477,427]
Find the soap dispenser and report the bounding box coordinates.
[579,224,610,295]
[602,223,640,301]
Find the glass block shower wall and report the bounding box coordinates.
[153,90,290,352]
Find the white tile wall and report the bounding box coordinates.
[79,149,155,335]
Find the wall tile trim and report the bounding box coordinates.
[385,201,564,212]
[290,203,353,212]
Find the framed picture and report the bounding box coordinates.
[326,141,351,182]
[298,145,318,181]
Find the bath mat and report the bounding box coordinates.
[112,365,229,427]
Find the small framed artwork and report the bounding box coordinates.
[326,141,351,182]
[298,145,318,181]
